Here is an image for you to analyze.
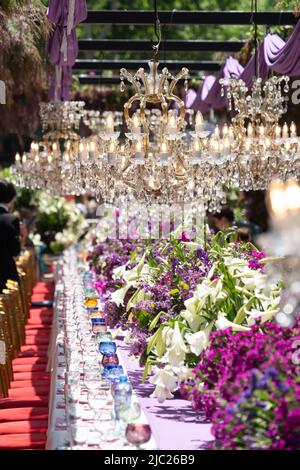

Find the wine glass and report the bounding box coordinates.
[70,422,90,449]
[125,424,152,449]
[87,390,108,418]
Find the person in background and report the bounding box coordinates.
[0,180,21,292]
[208,206,262,243]
[208,207,235,232]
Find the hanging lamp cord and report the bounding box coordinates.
[250,0,259,78]
[152,0,161,60]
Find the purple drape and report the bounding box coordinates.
[189,20,300,113]
[264,21,300,76]
[191,76,216,114]
[47,0,87,101]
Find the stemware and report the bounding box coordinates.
[125,424,152,449]
[101,353,119,366]
[103,364,124,382]
[87,390,108,416]
[99,341,117,355]
[70,422,90,449]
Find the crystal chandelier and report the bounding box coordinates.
[83,56,229,211]
[13,101,87,195]
[216,75,300,191]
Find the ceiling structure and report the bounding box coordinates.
[74,9,297,85]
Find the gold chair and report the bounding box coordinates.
[5,281,26,345]
[0,305,14,395]
[0,290,22,353]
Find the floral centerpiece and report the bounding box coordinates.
[90,228,281,403]
[180,320,300,450]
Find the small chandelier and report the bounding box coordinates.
[13,101,87,195]
[216,75,300,191]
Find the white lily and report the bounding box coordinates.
[164,322,188,367]
[216,313,251,331]
[185,325,212,355]
[149,366,179,403]
[110,285,131,307]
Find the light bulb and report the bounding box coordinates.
[52,142,58,152]
[195,112,203,132]
[222,124,229,137]
[15,153,20,163]
[22,154,27,163]
[168,115,177,129]
[259,125,265,137]
[160,141,168,153]
[214,125,220,138]
[64,153,70,162]
[34,155,39,163]
[275,125,281,138]
[106,113,114,133]
[30,142,36,152]
[245,139,251,152]
[290,121,297,137]
[90,141,95,152]
[193,139,200,152]
[48,155,52,164]
[247,123,253,137]
[79,142,84,153]
[282,122,289,138]
[136,140,143,152]
[108,141,115,153]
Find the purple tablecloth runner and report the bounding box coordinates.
[116,338,214,450]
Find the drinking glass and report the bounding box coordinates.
[70,422,90,449]
[87,390,108,417]
[103,364,124,382]
[125,424,152,449]
[101,353,119,366]
[99,341,117,355]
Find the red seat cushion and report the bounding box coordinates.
[10,379,50,389]
[0,433,46,449]
[14,358,47,373]
[0,407,49,422]
[0,420,48,435]
[9,386,49,398]
[13,372,50,381]
[0,397,48,409]
[31,293,53,301]
[16,351,48,359]
[27,317,52,326]
[20,344,49,352]
[25,324,52,331]
[25,336,50,346]
[12,364,47,373]
[13,357,48,365]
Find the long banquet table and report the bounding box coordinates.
[46,251,214,450]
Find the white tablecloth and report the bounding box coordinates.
[46,257,156,450]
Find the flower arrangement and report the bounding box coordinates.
[90,228,281,403]
[34,192,87,254]
[181,320,300,450]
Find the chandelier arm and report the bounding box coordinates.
[168,68,189,96]
[124,95,142,126]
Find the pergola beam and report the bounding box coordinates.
[77,75,195,85]
[83,10,297,26]
[74,60,221,72]
[78,39,244,52]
